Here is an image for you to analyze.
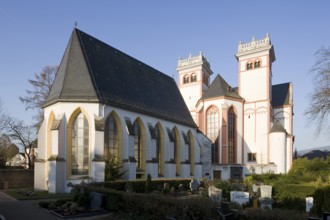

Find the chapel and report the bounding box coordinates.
[34,28,211,193]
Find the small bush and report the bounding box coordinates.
[311,185,330,217]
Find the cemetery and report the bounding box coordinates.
[37,177,313,219]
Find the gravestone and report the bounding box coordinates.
[90,192,105,210]
[260,185,272,198]
[230,191,249,206]
[259,185,273,209]
[208,186,222,203]
[252,184,259,194]
[190,179,199,192]
[306,197,314,213]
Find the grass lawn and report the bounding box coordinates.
[4,188,71,200]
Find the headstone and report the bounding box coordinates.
[306,197,313,213]
[164,182,170,191]
[90,192,105,210]
[252,184,259,194]
[208,186,222,203]
[190,179,199,192]
[260,185,272,198]
[230,191,249,206]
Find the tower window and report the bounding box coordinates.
[183,75,189,84]
[254,60,261,68]
[246,62,253,70]
[191,74,197,82]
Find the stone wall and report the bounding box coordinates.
[0,169,34,189]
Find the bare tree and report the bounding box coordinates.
[19,65,57,127]
[2,116,36,169]
[305,47,330,134]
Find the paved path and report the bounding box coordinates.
[0,191,60,220]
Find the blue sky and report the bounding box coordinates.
[0,1,329,150]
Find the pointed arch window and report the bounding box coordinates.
[207,107,219,142]
[228,107,236,164]
[134,121,143,169]
[71,113,89,175]
[173,128,180,176]
[104,114,118,159]
[154,125,161,175]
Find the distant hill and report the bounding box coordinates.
[297,145,330,157]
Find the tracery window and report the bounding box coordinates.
[71,113,89,175]
[104,114,118,159]
[207,107,219,142]
[228,107,236,164]
[134,121,143,169]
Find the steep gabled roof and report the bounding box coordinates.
[201,74,242,100]
[44,28,196,127]
[272,83,291,107]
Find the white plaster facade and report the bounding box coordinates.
[35,102,205,193]
[177,34,294,180]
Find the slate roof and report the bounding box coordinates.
[44,28,196,127]
[201,74,243,100]
[272,83,291,107]
[270,120,287,133]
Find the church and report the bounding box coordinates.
[177,34,294,179]
[34,29,293,193]
[34,28,211,193]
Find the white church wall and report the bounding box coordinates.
[270,132,286,173]
[240,69,268,101]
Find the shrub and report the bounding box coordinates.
[311,185,330,217]
[214,180,232,200]
[104,153,125,181]
[240,208,308,220]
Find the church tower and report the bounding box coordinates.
[235,34,275,101]
[177,52,213,123]
[235,34,276,165]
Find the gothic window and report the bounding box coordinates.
[228,107,236,164]
[248,153,257,162]
[191,74,197,82]
[71,113,89,176]
[207,106,219,142]
[188,131,194,176]
[154,125,161,175]
[173,128,180,176]
[134,121,143,169]
[183,75,189,84]
[104,114,118,159]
